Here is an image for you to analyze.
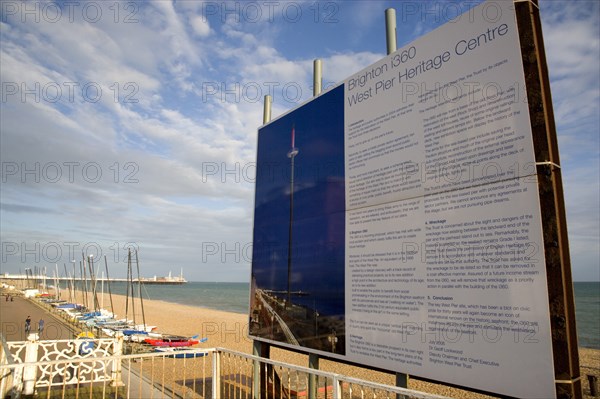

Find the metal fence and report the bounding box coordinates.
[0,338,451,399]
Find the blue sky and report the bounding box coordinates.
[1,1,598,282]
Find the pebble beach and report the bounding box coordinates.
[100,292,600,398]
[1,287,597,398]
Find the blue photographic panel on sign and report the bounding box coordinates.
[250,84,345,354]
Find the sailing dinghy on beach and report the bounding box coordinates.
[144,335,205,347]
[154,346,209,359]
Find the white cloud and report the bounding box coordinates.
[322,52,384,83]
[1,0,598,283]
[190,15,211,37]
[540,1,600,281]
[543,20,599,128]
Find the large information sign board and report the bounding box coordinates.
[250,2,556,398]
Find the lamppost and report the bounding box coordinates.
[314,310,319,338]
[271,313,275,339]
[286,124,298,309]
[328,329,338,353]
[24,268,30,289]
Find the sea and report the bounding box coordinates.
[105,281,250,315]
[105,281,599,349]
[574,281,600,349]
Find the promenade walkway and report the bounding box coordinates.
[0,293,75,342]
[0,290,167,398]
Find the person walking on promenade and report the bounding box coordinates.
[25,315,31,335]
[38,318,45,336]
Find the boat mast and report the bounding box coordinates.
[54,264,60,299]
[100,271,104,310]
[135,249,147,329]
[128,248,136,326]
[63,264,70,302]
[88,255,99,311]
[104,255,115,318]
[71,260,76,303]
[81,255,88,309]
[125,250,130,322]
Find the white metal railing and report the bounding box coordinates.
[0,335,18,397]
[0,341,451,399]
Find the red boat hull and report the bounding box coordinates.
[144,338,199,347]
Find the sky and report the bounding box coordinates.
[1,0,598,282]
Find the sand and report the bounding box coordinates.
[4,285,597,398]
[87,292,599,398]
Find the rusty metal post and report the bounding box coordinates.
[514,1,581,397]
